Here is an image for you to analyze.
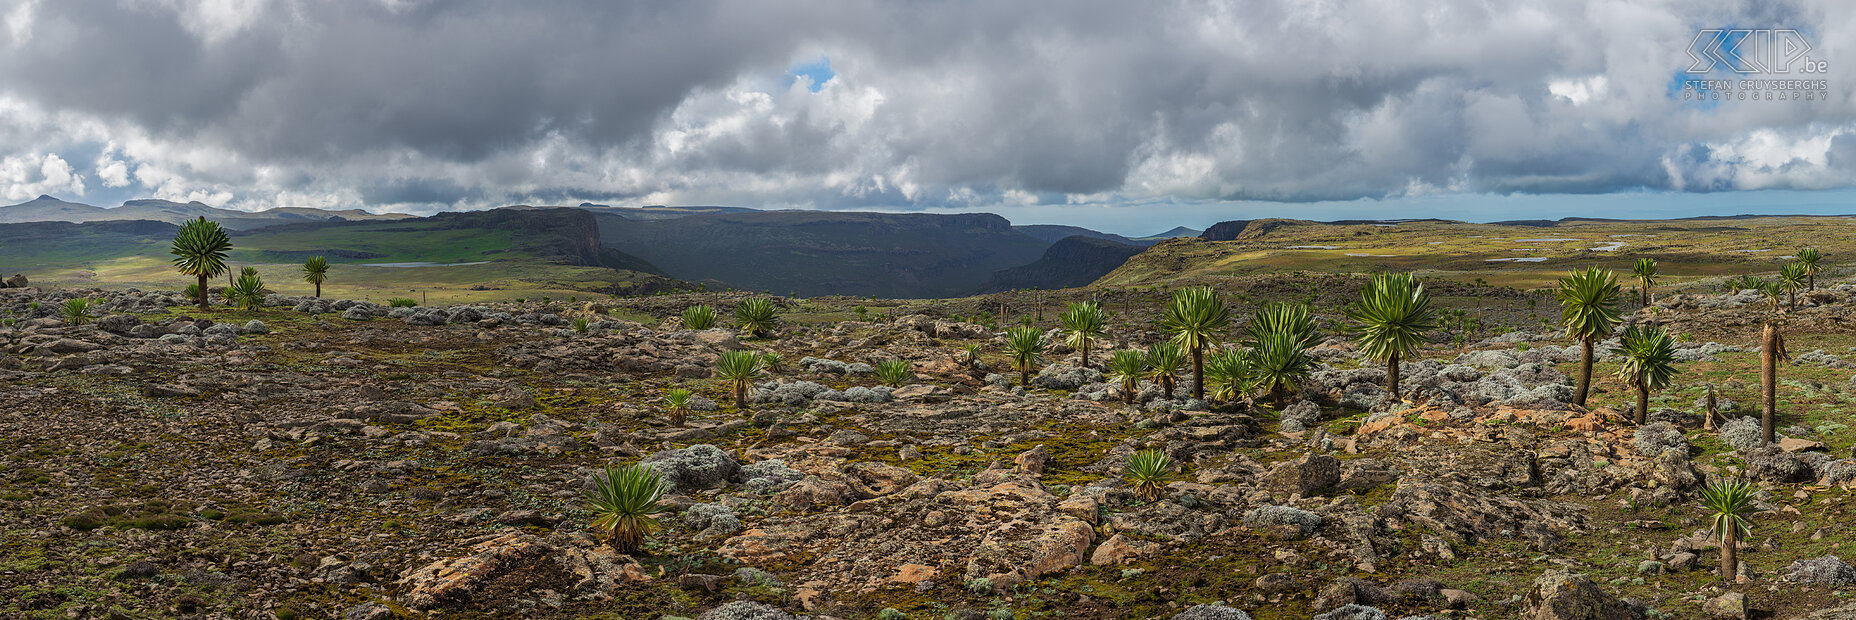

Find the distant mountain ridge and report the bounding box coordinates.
[593,210,1053,298]
[975,235,1144,294]
[0,195,414,230]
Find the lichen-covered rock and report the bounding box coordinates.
[642,444,741,493]
[741,459,805,495]
[1031,364,1104,390]
[1746,446,1815,483]
[1172,604,1254,620]
[697,601,799,620]
[684,503,742,534]
[1279,400,1322,433]
[1632,422,1687,458]
[1242,505,1322,535]
[1785,556,1856,586]
[1313,605,1389,620]
[1720,417,1766,452]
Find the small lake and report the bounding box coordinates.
[357,261,490,268]
[1486,257,1549,263]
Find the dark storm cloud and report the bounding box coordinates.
[0,0,1851,212]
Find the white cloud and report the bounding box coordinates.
[0,0,1852,216]
[0,152,84,201]
[2,0,38,48]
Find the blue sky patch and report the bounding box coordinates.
[786,57,834,92]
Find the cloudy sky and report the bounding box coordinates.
[1,0,1853,235]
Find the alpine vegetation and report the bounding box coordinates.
[169,217,232,311]
[586,464,668,555]
[682,304,719,330]
[1556,267,1622,408]
[1345,273,1436,399]
[1162,286,1231,401]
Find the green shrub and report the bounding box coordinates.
[1123,449,1173,502]
[665,388,693,427]
[570,317,590,334]
[875,359,913,387]
[61,298,96,325]
[734,297,780,338]
[586,464,668,554]
[224,270,265,311]
[388,298,418,308]
[681,305,718,330]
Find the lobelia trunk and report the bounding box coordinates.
[1761,322,1779,446]
[1635,377,1649,425]
[314,282,322,298]
[1081,337,1090,370]
[196,274,209,311]
[1386,351,1401,399]
[1722,525,1738,582]
[1575,338,1595,407]
[1191,347,1205,401]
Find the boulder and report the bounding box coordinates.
[697,601,797,619]
[1516,570,1642,620]
[1261,453,1340,497]
[3,274,26,288]
[1785,556,1856,586]
[1746,446,1815,483]
[1313,605,1388,620]
[1172,605,1253,620]
[397,531,646,610]
[641,444,741,493]
[1703,592,1747,620]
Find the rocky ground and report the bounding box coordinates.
[3,280,1856,620]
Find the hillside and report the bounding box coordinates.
[1012,224,1150,246]
[0,195,414,230]
[595,210,1049,298]
[1,208,677,302]
[975,235,1145,293]
[1099,215,1855,290]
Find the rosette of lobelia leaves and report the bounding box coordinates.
[1614,324,1680,425]
[1248,330,1314,409]
[1144,342,1185,400]
[1247,301,1319,350]
[1203,348,1256,406]
[301,256,330,298]
[1777,261,1807,311]
[1005,325,1044,387]
[1631,258,1658,305]
[1699,477,1759,582]
[715,350,765,409]
[875,359,913,387]
[664,388,693,427]
[1556,267,1622,408]
[1345,273,1437,400]
[1123,449,1173,503]
[586,463,668,555]
[1059,300,1106,369]
[61,298,97,326]
[224,268,266,312]
[681,304,718,330]
[1106,349,1147,405]
[1795,247,1822,292]
[734,297,780,338]
[169,217,233,311]
[1160,286,1231,401]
